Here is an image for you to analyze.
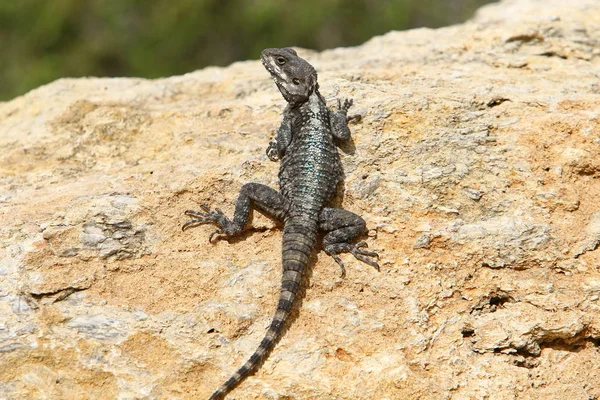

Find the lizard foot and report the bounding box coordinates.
[337,98,361,123]
[337,98,353,114]
[182,206,239,242]
[324,241,380,278]
[266,140,280,161]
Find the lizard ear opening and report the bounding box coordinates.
[309,75,318,92]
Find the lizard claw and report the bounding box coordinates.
[355,241,379,258]
[182,206,238,241]
[266,140,280,162]
[351,241,380,269]
[337,98,360,123]
[350,244,380,271]
[331,254,347,278]
[338,98,353,114]
[324,241,380,276]
[209,229,224,243]
[182,208,213,231]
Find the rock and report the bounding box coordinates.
[1,0,600,398]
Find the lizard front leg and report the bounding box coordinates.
[266,115,292,161]
[329,98,361,141]
[183,183,286,242]
[319,207,379,277]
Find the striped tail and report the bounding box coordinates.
[208,217,317,400]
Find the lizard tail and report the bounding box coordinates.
[208,217,317,400]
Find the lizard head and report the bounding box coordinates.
[261,48,318,104]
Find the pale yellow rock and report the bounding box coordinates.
[1,0,600,399]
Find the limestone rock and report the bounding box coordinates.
[1,0,600,398]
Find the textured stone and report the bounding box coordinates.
[1,0,600,399]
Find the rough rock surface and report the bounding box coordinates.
[1,0,600,399]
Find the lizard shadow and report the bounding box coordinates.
[332,118,363,207]
[335,132,357,156]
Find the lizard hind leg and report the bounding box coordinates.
[183,183,286,242]
[319,207,380,277]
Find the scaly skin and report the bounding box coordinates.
[183,47,379,399]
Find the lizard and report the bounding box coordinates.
[183,47,379,400]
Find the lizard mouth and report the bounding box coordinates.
[261,55,288,91]
[260,54,278,77]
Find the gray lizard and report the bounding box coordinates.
[183,47,379,399]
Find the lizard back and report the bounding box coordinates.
[279,92,343,217]
[183,47,379,400]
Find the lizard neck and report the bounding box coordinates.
[286,86,323,109]
[307,89,324,113]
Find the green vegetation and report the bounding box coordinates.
[0,0,494,101]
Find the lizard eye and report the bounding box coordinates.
[292,78,300,85]
[277,57,286,65]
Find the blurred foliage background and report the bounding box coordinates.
[0,0,495,101]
